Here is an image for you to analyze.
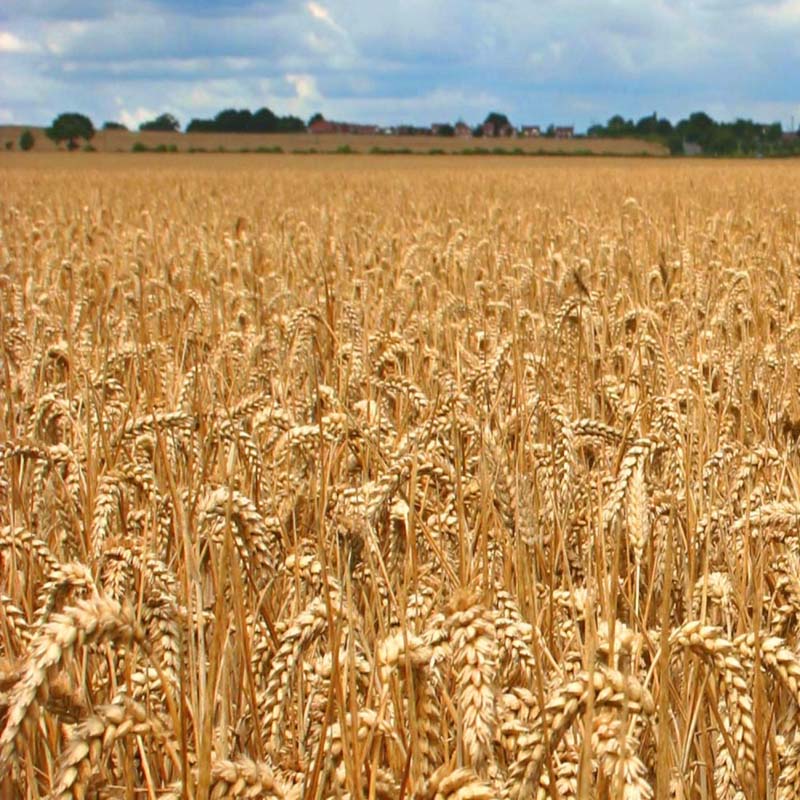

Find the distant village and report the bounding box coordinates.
[308,115,575,139]
[22,107,800,158]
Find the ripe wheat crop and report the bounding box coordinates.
[2,154,800,798]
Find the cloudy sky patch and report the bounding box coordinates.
[1,0,798,130]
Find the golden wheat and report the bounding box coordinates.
[3,154,800,797]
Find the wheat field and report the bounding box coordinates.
[2,153,800,799]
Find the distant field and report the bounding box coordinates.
[0,124,668,156]
[0,151,668,174]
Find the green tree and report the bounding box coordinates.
[139,113,180,132]
[482,111,511,136]
[635,113,659,136]
[708,127,737,155]
[19,129,35,151]
[187,107,306,134]
[763,122,782,142]
[276,114,305,132]
[46,113,95,150]
[484,111,510,127]
[677,111,715,149]
[606,114,635,136]
[212,109,253,132]
[103,121,127,130]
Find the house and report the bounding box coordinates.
[348,123,379,135]
[683,140,702,156]
[308,116,379,135]
[454,121,471,138]
[554,126,574,139]
[521,125,541,137]
[309,117,339,134]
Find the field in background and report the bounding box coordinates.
[0,124,669,156]
[2,156,800,798]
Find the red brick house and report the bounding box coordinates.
[309,117,338,134]
[309,116,378,135]
[454,121,471,137]
[521,125,541,137]
[554,126,574,139]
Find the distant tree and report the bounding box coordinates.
[187,107,306,134]
[731,123,752,154]
[677,111,715,148]
[277,114,305,132]
[655,117,673,136]
[606,115,635,137]
[103,121,127,130]
[435,123,455,137]
[472,124,484,138]
[544,124,556,138]
[484,111,511,128]
[666,133,684,155]
[763,122,782,142]
[635,113,659,136]
[139,113,180,132]
[586,123,605,137]
[213,108,253,132]
[46,113,95,150]
[708,127,738,155]
[252,107,277,131]
[186,117,215,133]
[19,129,35,151]
[308,112,324,126]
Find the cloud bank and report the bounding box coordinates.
[1,0,798,130]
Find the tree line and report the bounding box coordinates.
[588,111,795,155]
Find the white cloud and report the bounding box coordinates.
[286,73,318,100]
[0,31,38,53]
[307,2,345,34]
[284,73,322,116]
[760,0,800,21]
[118,107,158,129]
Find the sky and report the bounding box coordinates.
[1,0,800,133]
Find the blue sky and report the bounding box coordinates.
[2,0,800,132]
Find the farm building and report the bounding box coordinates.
[309,116,379,135]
